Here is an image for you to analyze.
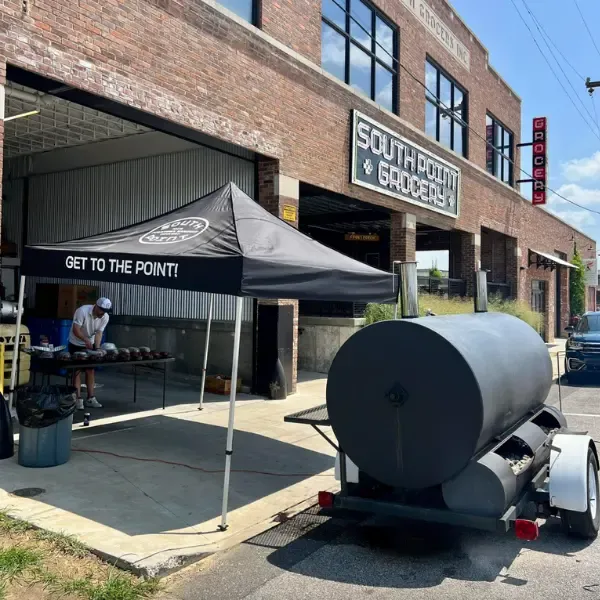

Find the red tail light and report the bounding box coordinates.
[515,519,539,541]
[318,491,334,508]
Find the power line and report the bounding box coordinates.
[327,0,600,217]
[523,3,585,81]
[509,0,600,142]
[592,94,600,133]
[573,0,600,60]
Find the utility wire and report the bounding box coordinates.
[519,0,599,136]
[572,0,600,60]
[523,2,585,81]
[327,0,600,217]
[592,95,600,135]
[509,0,600,142]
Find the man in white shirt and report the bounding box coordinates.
[68,297,111,409]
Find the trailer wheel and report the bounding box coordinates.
[561,448,600,539]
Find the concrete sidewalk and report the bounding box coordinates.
[0,371,336,576]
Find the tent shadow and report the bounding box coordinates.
[258,508,594,589]
[2,412,334,538]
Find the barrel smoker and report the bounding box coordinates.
[285,265,599,540]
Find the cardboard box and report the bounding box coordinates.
[35,284,98,319]
[204,375,242,395]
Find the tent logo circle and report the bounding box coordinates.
[139,218,209,245]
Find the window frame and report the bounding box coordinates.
[424,57,468,158]
[486,112,515,186]
[217,0,258,25]
[321,0,399,113]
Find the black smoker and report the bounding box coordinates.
[285,265,584,536]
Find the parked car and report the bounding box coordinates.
[565,312,600,383]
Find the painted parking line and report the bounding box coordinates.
[564,412,600,418]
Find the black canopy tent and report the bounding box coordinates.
[13,182,397,529]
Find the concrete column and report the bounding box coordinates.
[454,231,481,297]
[390,212,416,265]
[256,158,299,394]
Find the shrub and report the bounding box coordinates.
[364,293,543,334]
[570,248,585,317]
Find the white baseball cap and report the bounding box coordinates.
[96,297,112,312]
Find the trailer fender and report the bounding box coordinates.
[549,434,597,512]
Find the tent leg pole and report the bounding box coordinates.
[219,296,244,532]
[198,294,214,411]
[8,276,25,413]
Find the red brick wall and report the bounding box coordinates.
[0,0,594,330]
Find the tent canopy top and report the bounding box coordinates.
[23,182,397,303]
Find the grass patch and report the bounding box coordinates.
[0,546,41,580]
[58,571,160,600]
[0,511,160,599]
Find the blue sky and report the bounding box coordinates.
[418,0,600,271]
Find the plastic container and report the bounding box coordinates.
[18,414,73,468]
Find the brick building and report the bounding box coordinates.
[0,0,595,391]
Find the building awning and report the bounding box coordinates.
[529,249,577,270]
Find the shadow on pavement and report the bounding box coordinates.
[257,507,594,589]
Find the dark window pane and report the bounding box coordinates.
[350,42,372,98]
[323,0,346,29]
[425,62,437,101]
[505,131,513,156]
[375,63,393,111]
[495,150,502,178]
[426,100,437,138]
[453,122,464,155]
[322,22,346,82]
[440,109,451,148]
[350,0,372,49]
[375,17,394,67]
[218,0,254,22]
[439,74,451,109]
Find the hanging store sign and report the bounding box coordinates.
[532,117,548,206]
[401,0,470,71]
[584,257,598,287]
[351,111,460,218]
[345,233,380,242]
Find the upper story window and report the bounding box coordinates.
[424,59,467,157]
[218,0,256,24]
[486,114,514,186]
[321,0,398,113]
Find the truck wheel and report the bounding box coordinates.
[561,448,600,539]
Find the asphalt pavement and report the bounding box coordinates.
[163,380,600,600]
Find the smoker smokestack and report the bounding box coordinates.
[474,270,488,313]
[399,261,419,318]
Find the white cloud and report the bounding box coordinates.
[562,151,600,182]
[549,183,600,206]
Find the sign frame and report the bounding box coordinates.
[531,116,548,206]
[350,110,461,219]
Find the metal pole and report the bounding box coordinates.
[198,294,214,410]
[8,275,25,413]
[557,352,562,412]
[393,261,400,320]
[398,262,419,318]
[474,270,488,313]
[219,295,244,531]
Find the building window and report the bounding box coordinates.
[486,114,514,186]
[321,0,398,113]
[217,0,255,24]
[424,59,467,157]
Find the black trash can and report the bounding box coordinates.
[16,386,77,468]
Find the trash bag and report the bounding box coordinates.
[16,385,77,429]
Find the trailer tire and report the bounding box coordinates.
[561,448,600,539]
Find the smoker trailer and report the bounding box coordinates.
[285,266,599,540]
